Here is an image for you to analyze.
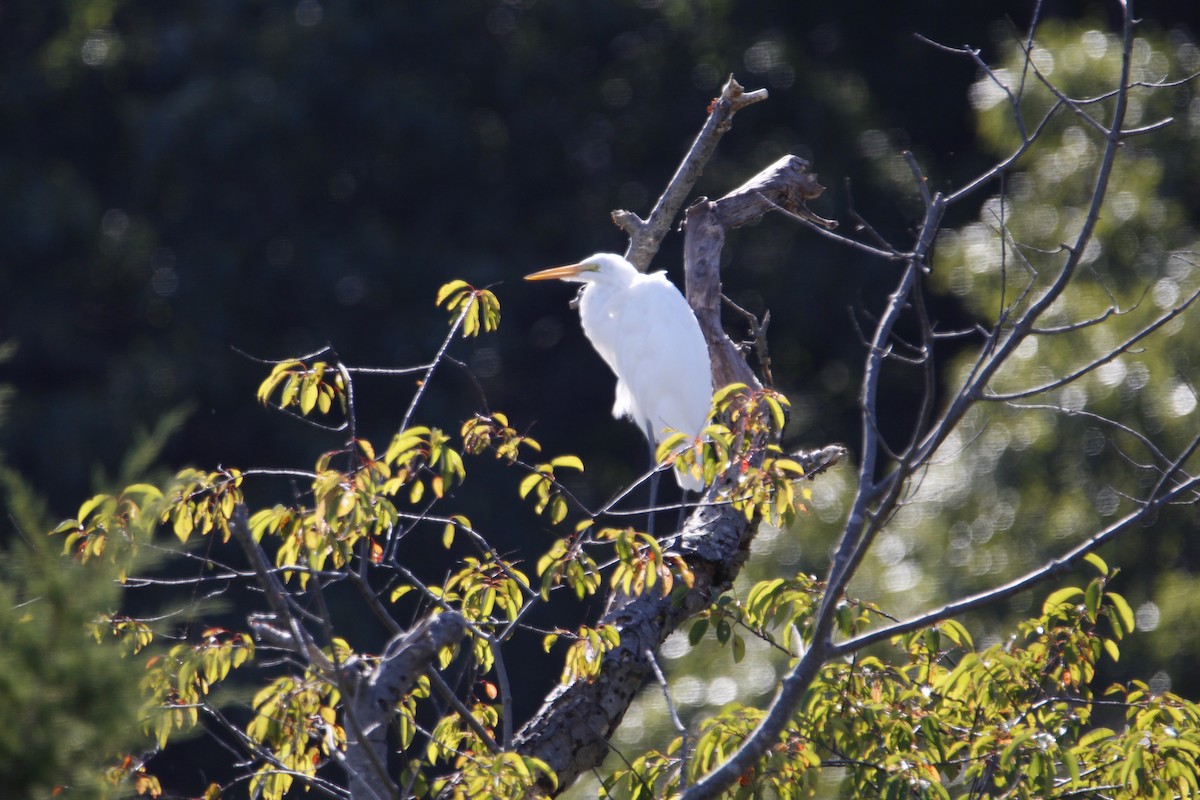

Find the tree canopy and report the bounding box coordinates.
[4,1,1200,799]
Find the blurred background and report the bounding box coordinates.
[2,0,1200,794]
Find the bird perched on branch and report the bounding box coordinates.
[525,253,712,492]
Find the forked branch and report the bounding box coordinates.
[614,75,769,272]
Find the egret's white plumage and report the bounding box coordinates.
[526,253,712,490]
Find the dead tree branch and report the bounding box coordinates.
[615,75,768,272]
[685,154,828,390]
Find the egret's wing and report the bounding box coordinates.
[612,274,712,445]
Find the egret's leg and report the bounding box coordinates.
[676,490,690,531]
[643,424,659,538]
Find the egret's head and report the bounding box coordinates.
[524,253,636,285]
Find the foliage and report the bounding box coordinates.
[246,665,342,798]
[609,560,1200,799]
[0,539,148,799]
[42,274,821,797]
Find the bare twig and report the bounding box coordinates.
[616,75,769,272]
[399,294,476,433]
[984,287,1200,400]
[833,467,1200,655]
[721,294,775,385]
[646,648,691,790]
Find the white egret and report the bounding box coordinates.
[525,253,712,494]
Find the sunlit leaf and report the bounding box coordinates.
[436,280,472,307]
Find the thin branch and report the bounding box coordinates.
[228,504,333,671]
[831,190,947,596]
[946,98,1065,204]
[231,343,335,366]
[345,364,430,376]
[721,295,775,386]
[1029,302,1127,334]
[617,75,768,272]
[832,468,1200,655]
[758,191,902,261]
[1004,402,1178,475]
[913,1,1137,472]
[985,287,1200,400]
[646,648,691,790]
[399,295,475,433]
[201,704,352,800]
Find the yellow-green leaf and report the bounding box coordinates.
[1083,551,1109,575]
[1108,591,1136,635]
[550,454,584,472]
[299,378,318,415]
[436,280,471,307]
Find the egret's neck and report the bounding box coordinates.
[576,281,624,368]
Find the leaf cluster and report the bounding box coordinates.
[608,558,1200,799]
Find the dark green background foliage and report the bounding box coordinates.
[3,0,1200,793]
[9,0,1163,501]
[0,540,142,798]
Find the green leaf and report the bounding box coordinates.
[550,454,584,472]
[77,493,112,521]
[764,393,787,431]
[1077,727,1116,748]
[1062,746,1081,785]
[939,619,974,649]
[712,382,749,406]
[1085,579,1102,622]
[173,509,194,543]
[299,379,318,415]
[52,518,82,535]
[518,473,542,500]
[122,483,164,500]
[436,280,471,307]
[1107,591,1136,635]
[1043,586,1084,615]
[462,301,479,336]
[1083,551,1109,575]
